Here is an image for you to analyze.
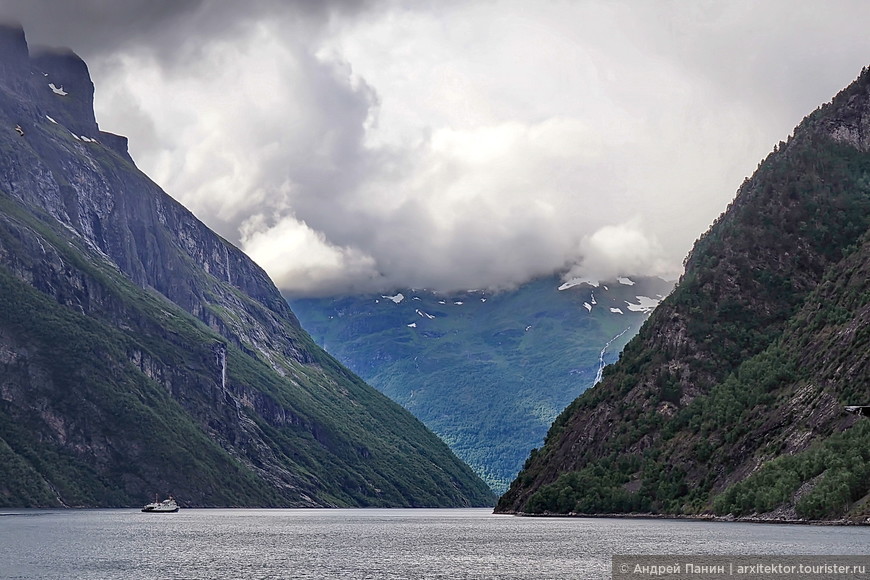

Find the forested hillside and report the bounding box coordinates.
[497,66,870,521]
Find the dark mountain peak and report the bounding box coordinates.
[0,22,28,65]
[0,23,125,160]
[0,23,32,93]
[815,66,870,152]
[30,45,98,135]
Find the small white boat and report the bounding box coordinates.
[141,495,179,513]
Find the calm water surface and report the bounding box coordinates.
[1,508,868,579]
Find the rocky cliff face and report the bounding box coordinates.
[0,26,302,363]
[497,67,870,521]
[0,24,493,508]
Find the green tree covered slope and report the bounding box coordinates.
[497,66,870,521]
[292,275,673,493]
[0,25,493,508]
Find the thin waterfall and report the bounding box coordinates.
[221,347,227,390]
[213,342,228,390]
[594,326,631,385]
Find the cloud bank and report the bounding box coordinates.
[4,0,870,296]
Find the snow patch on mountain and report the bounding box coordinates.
[416,309,435,319]
[625,295,661,313]
[382,292,405,304]
[610,307,624,315]
[583,302,592,312]
[617,277,635,286]
[48,83,67,96]
[558,277,599,290]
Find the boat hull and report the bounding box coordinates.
[141,506,179,513]
[141,497,179,513]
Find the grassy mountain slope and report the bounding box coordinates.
[497,66,870,520]
[291,275,673,493]
[0,25,493,508]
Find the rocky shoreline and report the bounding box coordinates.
[513,511,870,526]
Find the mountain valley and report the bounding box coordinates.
[291,274,674,492]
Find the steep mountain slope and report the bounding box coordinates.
[291,274,674,493]
[0,25,493,508]
[497,66,870,520]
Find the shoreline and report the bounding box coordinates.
[509,511,870,526]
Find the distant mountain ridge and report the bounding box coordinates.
[497,66,870,521]
[291,274,674,493]
[0,24,493,508]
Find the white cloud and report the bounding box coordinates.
[564,219,670,285]
[240,213,380,296]
[10,0,870,296]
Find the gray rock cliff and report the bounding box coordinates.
[0,24,494,508]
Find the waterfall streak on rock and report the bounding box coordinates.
[594,326,631,385]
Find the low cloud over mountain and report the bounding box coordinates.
[6,0,870,296]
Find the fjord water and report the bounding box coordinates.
[2,508,868,579]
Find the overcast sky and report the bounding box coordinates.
[3,1,870,297]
